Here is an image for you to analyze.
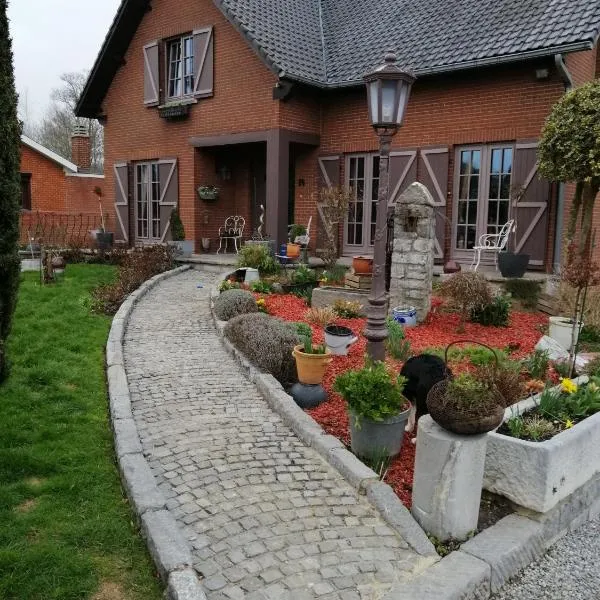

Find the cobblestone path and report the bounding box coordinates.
[124,269,424,600]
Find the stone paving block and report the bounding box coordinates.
[167,568,208,600]
[107,363,129,399]
[383,551,491,600]
[119,452,166,516]
[113,417,142,457]
[326,448,379,492]
[109,390,132,420]
[460,513,545,592]
[142,509,193,580]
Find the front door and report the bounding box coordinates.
[135,162,161,243]
[452,145,513,263]
[343,154,380,255]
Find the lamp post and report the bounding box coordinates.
[363,52,415,361]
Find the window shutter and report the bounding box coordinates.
[317,156,341,251]
[418,147,449,260]
[143,41,160,106]
[388,150,417,210]
[114,162,130,243]
[193,27,214,98]
[158,158,179,242]
[511,141,550,267]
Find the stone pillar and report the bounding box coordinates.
[388,182,435,322]
[412,416,487,542]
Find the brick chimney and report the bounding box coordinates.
[71,123,91,171]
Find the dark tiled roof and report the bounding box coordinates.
[76,0,600,117]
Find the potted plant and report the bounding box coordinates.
[352,256,373,275]
[334,360,411,459]
[92,188,114,250]
[292,332,332,385]
[197,185,219,202]
[324,324,359,355]
[168,208,194,258]
[426,372,504,435]
[289,224,307,245]
[281,264,318,294]
[498,185,529,278]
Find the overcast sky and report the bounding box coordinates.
[8,0,122,123]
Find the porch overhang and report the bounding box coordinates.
[190,129,320,248]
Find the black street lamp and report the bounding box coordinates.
[363,52,415,361]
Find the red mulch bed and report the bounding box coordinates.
[262,293,548,508]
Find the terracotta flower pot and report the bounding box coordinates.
[352,256,373,275]
[286,243,301,259]
[292,345,333,385]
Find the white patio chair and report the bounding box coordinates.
[217,216,245,254]
[470,219,515,271]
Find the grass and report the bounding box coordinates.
[0,265,162,600]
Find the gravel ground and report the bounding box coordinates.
[493,516,600,599]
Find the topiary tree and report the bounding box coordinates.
[538,80,600,255]
[0,0,22,382]
[170,208,185,241]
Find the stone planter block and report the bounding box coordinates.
[412,416,488,542]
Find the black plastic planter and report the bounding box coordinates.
[498,252,530,278]
[96,232,114,250]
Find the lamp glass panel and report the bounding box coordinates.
[368,81,379,124]
[381,80,397,124]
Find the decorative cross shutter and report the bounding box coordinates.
[512,141,550,267]
[418,147,449,260]
[114,162,130,243]
[317,156,341,251]
[143,41,160,106]
[193,27,214,98]
[388,150,417,210]
[158,159,179,242]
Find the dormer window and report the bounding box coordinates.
[167,35,194,99]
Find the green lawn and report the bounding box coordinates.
[0,265,162,600]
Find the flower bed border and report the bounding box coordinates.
[484,376,599,513]
[210,269,600,599]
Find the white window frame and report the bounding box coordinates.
[166,35,194,100]
[135,162,161,241]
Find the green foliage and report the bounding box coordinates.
[293,322,313,339]
[237,244,280,276]
[224,313,299,385]
[290,265,318,285]
[584,355,600,377]
[470,294,511,327]
[169,208,185,241]
[439,272,492,325]
[320,265,348,285]
[553,360,572,379]
[0,267,161,599]
[334,361,408,425]
[538,80,600,185]
[90,245,175,315]
[506,414,556,441]
[289,224,307,241]
[291,287,313,305]
[213,289,258,321]
[446,373,494,409]
[299,330,327,355]
[523,349,550,380]
[0,3,22,382]
[538,378,600,422]
[249,279,273,294]
[385,317,412,361]
[476,361,525,407]
[332,299,363,318]
[218,279,242,292]
[503,279,542,309]
[448,345,507,367]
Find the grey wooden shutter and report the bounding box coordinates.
[193,27,214,98]
[158,158,179,242]
[317,156,341,251]
[512,141,550,267]
[114,162,130,243]
[418,147,449,260]
[388,150,417,211]
[143,41,160,106]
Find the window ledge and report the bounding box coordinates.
[159,97,198,109]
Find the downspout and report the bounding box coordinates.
[552,54,574,272]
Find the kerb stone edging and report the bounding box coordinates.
[105,265,208,600]
[210,269,600,600]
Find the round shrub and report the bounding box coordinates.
[224,313,299,385]
[214,289,258,321]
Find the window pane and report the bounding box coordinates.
[356,202,363,223]
[460,151,470,175]
[499,200,509,224]
[467,200,478,224]
[357,158,364,179]
[372,156,380,179]
[500,174,511,199]
[469,176,479,199]
[502,148,513,174]
[466,226,476,249]
[355,224,363,245]
[471,151,481,175]
[348,203,355,222]
[491,149,501,174]
[459,176,469,199]
[488,200,498,225]
[347,224,355,243]
[458,201,467,224]
[489,174,499,199]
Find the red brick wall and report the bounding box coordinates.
[65,175,107,214]
[20,144,68,212]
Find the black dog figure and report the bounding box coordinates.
[400,354,451,434]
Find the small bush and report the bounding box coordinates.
[305,307,337,326]
[91,245,175,315]
[320,265,347,285]
[440,272,492,326]
[470,295,511,327]
[290,265,318,285]
[333,299,363,318]
[170,208,185,241]
[293,322,312,338]
[249,279,273,294]
[237,244,280,276]
[503,279,542,309]
[523,349,550,380]
[224,313,299,385]
[584,356,600,377]
[386,318,412,361]
[214,289,258,321]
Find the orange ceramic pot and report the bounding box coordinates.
[287,243,301,259]
[352,256,373,275]
[292,345,333,385]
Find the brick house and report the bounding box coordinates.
[76,0,600,269]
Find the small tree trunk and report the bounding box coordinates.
[567,181,585,240]
[568,287,582,377]
[578,181,599,257]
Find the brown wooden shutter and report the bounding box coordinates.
[418,147,449,260]
[388,150,417,211]
[143,41,160,106]
[512,141,550,267]
[158,158,179,242]
[316,156,341,251]
[114,162,130,243]
[193,27,214,98]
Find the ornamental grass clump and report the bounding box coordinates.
[224,313,299,385]
[213,289,258,321]
[439,272,492,331]
[334,361,409,427]
[476,361,525,408]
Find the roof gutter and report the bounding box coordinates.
[554,54,574,90]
